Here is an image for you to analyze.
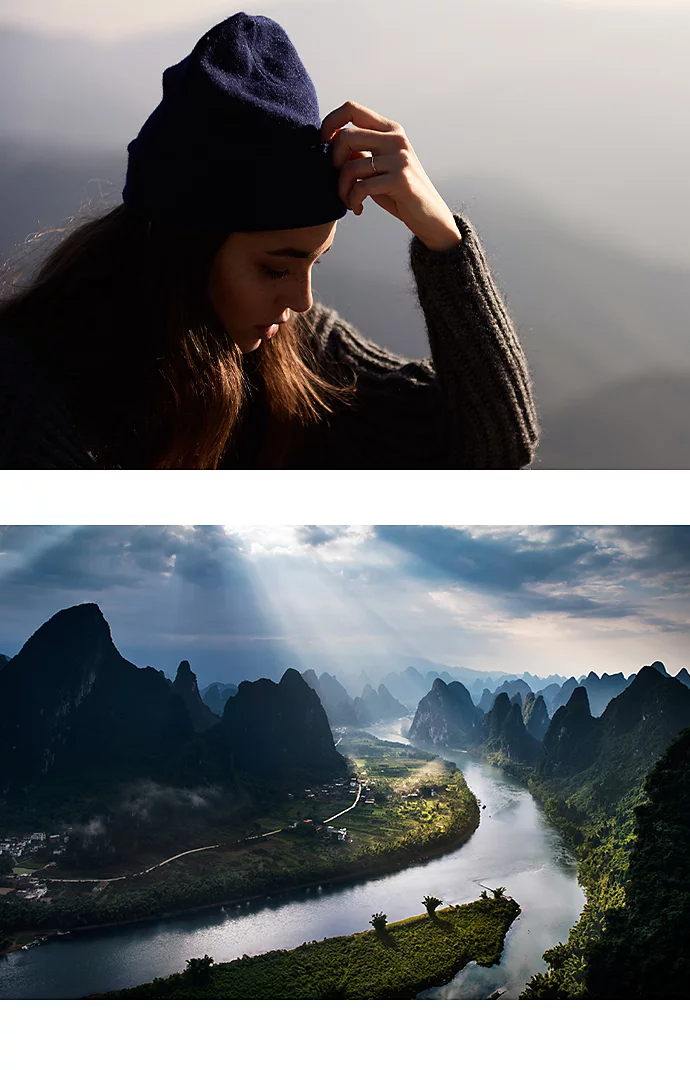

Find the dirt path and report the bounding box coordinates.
[321,782,362,824]
[40,843,222,885]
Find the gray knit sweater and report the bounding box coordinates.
[0,214,537,469]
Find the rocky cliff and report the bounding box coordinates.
[409,678,481,749]
[222,668,346,782]
[522,692,550,741]
[482,692,541,765]
[0,604,196,793]
[302,670,359,726]
[172,661,218,731]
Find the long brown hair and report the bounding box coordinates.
[0,204,345,468]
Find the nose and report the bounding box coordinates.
[283,269,313,315]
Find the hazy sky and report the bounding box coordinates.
[1,0,687,41]
[1,525,689,684]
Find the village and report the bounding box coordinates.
[1,828,70,870]
[241,773,382,845]
[0,830,75,946]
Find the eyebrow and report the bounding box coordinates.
[264,243,334,260]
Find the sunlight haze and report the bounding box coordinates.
[0,0,687,41]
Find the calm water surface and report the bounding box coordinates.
[0,722,584,999]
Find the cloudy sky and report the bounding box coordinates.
[1,1,686,40]
[1,526,689,685]
[2,0,684,40]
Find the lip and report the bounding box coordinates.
[255,323,281,338]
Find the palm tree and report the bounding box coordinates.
[184,954,214,986]
[370,911,387,933]
[492,886,506,899]
[422,894,443,917]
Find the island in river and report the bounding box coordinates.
[94,894,520,1000]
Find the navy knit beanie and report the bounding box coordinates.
[123,12,347,232]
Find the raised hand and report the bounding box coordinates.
[320,100,462,251]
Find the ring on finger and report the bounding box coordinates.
[369,155,378,176]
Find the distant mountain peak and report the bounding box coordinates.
[172,659,217,732]
[409,675,481,750]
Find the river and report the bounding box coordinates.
[0,721,584,999]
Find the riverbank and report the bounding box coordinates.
[94,895,521,1000]
[0,736,480,955]
[1,808,481,959]
[1,746,583,1002]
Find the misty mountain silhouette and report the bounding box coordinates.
[354,683,408,725]
[172,660,218,732]
[0,603,195,792]
[301,669,359,727]
[199,681,237,715]
[0,605,344,799]
[221,669,345,781]
[539,668,690,797]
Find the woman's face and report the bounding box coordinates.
[207,221,337,353]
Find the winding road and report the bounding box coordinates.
[38,844,223,884]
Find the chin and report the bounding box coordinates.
[240,338,263,354]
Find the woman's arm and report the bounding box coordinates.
[316,100,538,468]
[300,212,538,470]
[409,212,538,468]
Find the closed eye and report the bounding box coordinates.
[262,258,324,281]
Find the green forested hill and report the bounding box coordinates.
[585,728,690,998]
[478,669,690,999]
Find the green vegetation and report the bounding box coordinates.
[515,718,667,998]
[0,733,479,950]
[474,673,690,999]
[95,896,520,1000]
[183,955,214,988]
[585,728,690,998]
[519,782,638,998]
[518,733,690,998]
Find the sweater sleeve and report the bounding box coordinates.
[409,213,538,468]
[301,213,538,470]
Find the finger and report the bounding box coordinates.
[320,100,398,143]
[338,153,397,207]
[331,125,405,169]
[348,174,392,215]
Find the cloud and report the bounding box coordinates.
[295,525,344,547]
[373,525,690,617]
[1,525,689,679]
[0,526,248,598]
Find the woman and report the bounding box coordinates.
[0,12,538,470]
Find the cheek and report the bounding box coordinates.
[209,261,251,324]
